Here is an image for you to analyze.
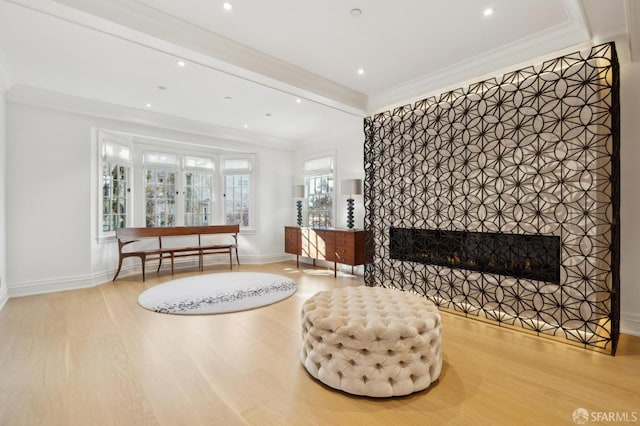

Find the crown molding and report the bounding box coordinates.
[7,85,297,150]
[367,0,591,113]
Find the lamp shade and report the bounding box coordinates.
[341,179,362,196]
[293,184,305,198]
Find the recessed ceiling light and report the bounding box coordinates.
[483,8,494,16]
[265,113,272,117]
[223,2,232,11]
[157,85,167,91]
[145,103,152,108]
[177,60,185,67]
[243,124,249,129]
[224,96,232,100]
[350,8,362,17]
[296,98,302,104]
[357,68,365,75]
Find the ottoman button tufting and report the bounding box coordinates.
[300,286,442,398]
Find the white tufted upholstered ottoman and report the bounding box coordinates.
[301,286,442,397]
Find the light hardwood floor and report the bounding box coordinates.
[0,262,638,425]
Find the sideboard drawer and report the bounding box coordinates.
[284,226,301,255]
[335,246,355,264]
[335,231,355,247]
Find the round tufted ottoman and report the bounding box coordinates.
[301,286,442,397]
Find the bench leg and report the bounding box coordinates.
[235,247,240,265]
[112,256,125,281]
[113,254,146,282]
[157,255,163,273]
[229,250,232,270]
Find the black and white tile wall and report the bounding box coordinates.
[364,43,620,354]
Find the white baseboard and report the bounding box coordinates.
[6,254,294,298]
[0,284,8,312]
[621,313,640,337]
[8,269,112,298]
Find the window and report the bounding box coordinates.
[144,152,178,227]
[304,155,334,227]
[96,131,254,236]
[99,137,131,237]
[223,158,253,228]
[184,156,214,226]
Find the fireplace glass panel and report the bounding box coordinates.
[389,228,560,284]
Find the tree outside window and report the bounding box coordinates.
[304,155,334,228]
[224,175,250,226]
[184,171,212,226]
[223,158,253,229]
[145,169,177,227]
[99,136,131,238]
[306,174,333,227]
[184,156,214,226]
[102,162,129,232]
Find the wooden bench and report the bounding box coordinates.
[112,225,240,281]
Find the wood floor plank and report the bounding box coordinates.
[0,262,638,425]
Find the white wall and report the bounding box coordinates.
[8,103,93,290]
[254,148,296,261]
[5,98,293,296]
[619,60,640,336]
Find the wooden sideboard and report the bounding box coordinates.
[284,226,366,277]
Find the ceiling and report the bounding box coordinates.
[0,0,637,149]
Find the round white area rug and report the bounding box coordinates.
[138,272,297,315]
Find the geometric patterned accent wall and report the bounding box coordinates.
[363,43,620,354]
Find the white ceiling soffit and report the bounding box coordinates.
[0,0,363,144]
[11,0,597,113]
[9,0,367,114]
[580,0,631,61]
[2,0,631,144]
[5,84,299,150]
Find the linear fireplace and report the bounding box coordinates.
[389,228,560,284]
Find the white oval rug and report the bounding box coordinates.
[138,272,297,315]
